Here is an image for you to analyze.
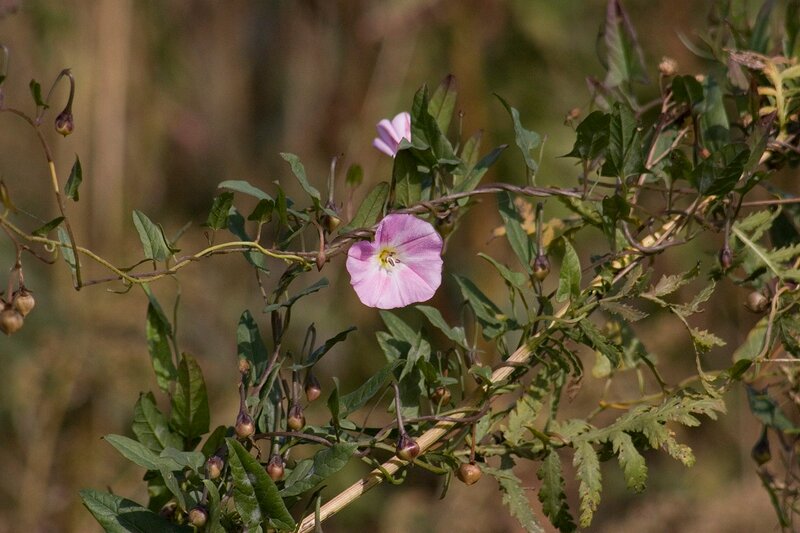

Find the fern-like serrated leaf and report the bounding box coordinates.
[484,466,545,533]
[673,282,715,317]
[599,300,647,321]
[504,371,548,446]
[537,451,577,532]
[578,321,622,367]
[733,208,778,240]
[648,263,700,298]
[611,432,647,492]
[664,436,695,467]
[573,440,602,527]
[690,327,726,353]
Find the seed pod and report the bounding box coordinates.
[719,247,733,270]
[188,506,208,528]
[0,306,23,335]
[12,288,35,317]
[533,254,551,281]
[235,412,255,439]
[305,373,322,402]
[266,454,285,481]
[206,455,224,480]
[396,434,420,462]
[287,403,306,431]
[745,291,769,313]
[54,110,74,136]
[430,386,451,405]
[322,213,341,234]
[456,462,482,485]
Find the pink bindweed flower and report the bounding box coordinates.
[372,112,412,157]
[346,214,443,309]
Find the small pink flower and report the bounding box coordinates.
[372,112,411,157]
[347,214,443,309]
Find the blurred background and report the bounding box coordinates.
[0,0,787,531]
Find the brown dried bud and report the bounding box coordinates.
[188,506,208,527]
[658,56,678,77]
[396,434,420,462]
[266,454,285,481]
[12,288,35,317]
[0,306,23,335]
[322,213,341,234]
[305,373,322,402]
[54,110,74,137]
[238,358,251,376]
[745,291,769,313]
[235,412,255,439]
[751,431,771,466]
[206,455,224,480]
[456,462,482,485]
[287,403,306,431]
[430,386,451,405]
[533,254,551,281]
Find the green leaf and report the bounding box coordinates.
[133,392,183,452]
[281,152,321,209]
[612,431,647,492]
[747,386,797,432]
[340,182,389,232]
[392,149,421,207]
[263,278,330,313]
[537,451,576,532]
[671,75,704,111]
[57,226,77,276]
[80,489,191,533]
[648,263,700,298]
[133,210,175,262]
[206,192,234,230]
[159,447,205,472]
[573,440,602,528]
[452,274,506,339]
[105,434,171,471]
[226,438,295,530]
[601,102,643,179]
[339,361,400,417]
[699,76,730,153]
[410,84,456,162]
[428,74,457,134]
[236,310,269,384]
[599,300,646,322]
[478,253,528,289]
[171,353,210,442]
[32,216,65,237]
[496,95,541,174]
[484,466,545,533]
[786,0,800,58]
[379,310,418,344]
[29,79,47,108]
[146,298,177,393]
[579,321,622,367]
[218,180,273,201]
[292,325,356,370]
[416,304,468,347]
[227,207,269,272]
[497,192,533,272]
[203,479,225,533]
[750,0,777,53]
[504,371,548,446]
[602,0,648,88]
[65,155,82,201]
[556,238,581,302]
[247,198,275,223]
[453,144,507,194]
[564,111,610,160]
[280,443,358,497]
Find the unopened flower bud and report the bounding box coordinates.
[188,506,208,528]
[435,215,455,238]
[305,373,322,402]
[235,411,255,439]
[533,254,551,281]
[0,305,23,335]
[158,501,177,520]
[719,247,733,270]
[430,386,451,405]
[745,291,769,313]
[55,110,74,137]
[287,403,306,431]
[659,56,678,77]
[322,213,341,234]
[206,455,224,480]
[12,288,35,317]
[266,454,285,481]
[396,434,420,461]
[456,462,482,485]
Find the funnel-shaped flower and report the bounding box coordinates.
[347,214,443,309]
[372,112,411,157]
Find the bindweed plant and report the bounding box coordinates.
[2,1,800,531]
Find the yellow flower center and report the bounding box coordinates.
[378,247,398,269]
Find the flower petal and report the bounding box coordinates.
[391,112,412,143]
[376,118,401,145]
[372,137,396,157]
